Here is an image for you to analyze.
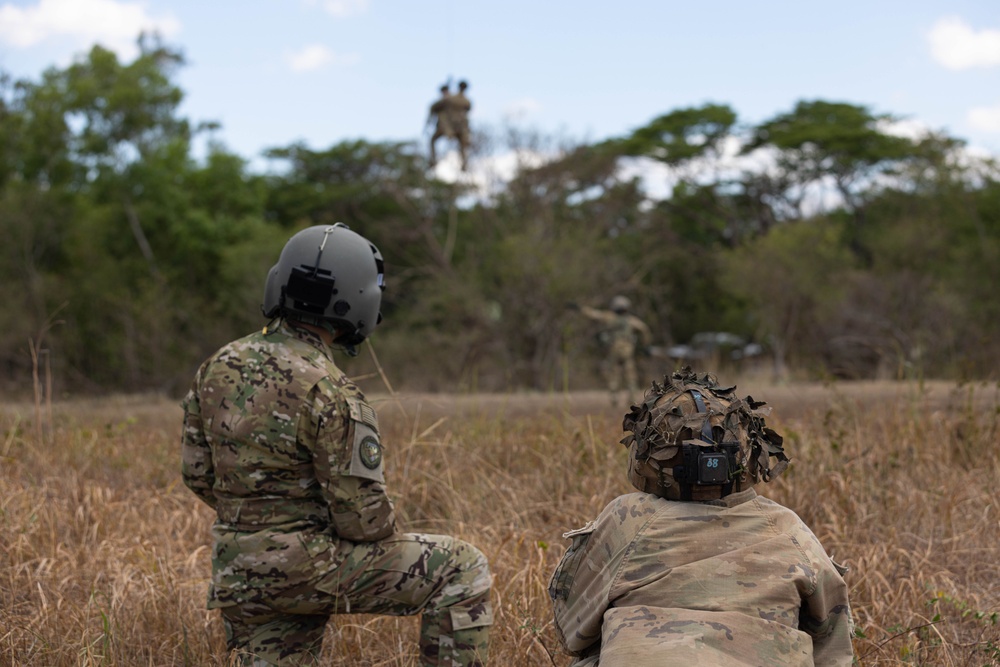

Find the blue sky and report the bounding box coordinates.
[1,0,999,169]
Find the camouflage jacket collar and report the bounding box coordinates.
[275,320,335,361]
[698,487,757,508]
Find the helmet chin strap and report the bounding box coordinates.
[262,314,283,336]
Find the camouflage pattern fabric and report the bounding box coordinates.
[430,95,457,139]
[446,91,471,143]
[182,321,492,666]
[218,532,491,666]
[549,490,854,667]
[579,306,652,401]
[428,90,472,168]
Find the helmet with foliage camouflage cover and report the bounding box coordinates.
[262,223,386,347]
[610,295,631,314]
[620,367,789,501]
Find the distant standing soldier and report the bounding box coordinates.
[427,83,454,168]
[427,80,472,170]
[182,223,492,666]
[450,80,472,170]
[549,368,854,666]
[572,295,652,405]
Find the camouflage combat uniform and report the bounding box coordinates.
[447,89,471,148]
[182,321,492,666]
[579,306,652,402]
[549,489,854,667]
[430,94,457,141]
[428,85,472,169]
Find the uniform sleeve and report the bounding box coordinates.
[630,315,653,346]
[801,556,855,667]
[549,508,635,658]
[180,373,217,509]
[309,389,396,542]
[579,306,615,326]
[549,521,603,656]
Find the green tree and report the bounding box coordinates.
[743,100,917,263]
[619,103,738,167]
[720,219,854,378]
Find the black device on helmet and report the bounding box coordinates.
[670,389,740,498]
[262,223,385,349]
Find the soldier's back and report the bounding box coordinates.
[594,492,825,666]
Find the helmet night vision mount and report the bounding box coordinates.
[263,223,386,350]
[669,388,742,500]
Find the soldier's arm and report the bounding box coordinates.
[801,556,855,667]
[579,306,614,325]
[550,497,645,658]
[631,316,653,346]
[309,388,397,542]
[180,375,218,509]
[551,495,659,656]
[549,521,604,655]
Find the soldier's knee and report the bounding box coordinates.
[417,535,492,618]
[452,539,493,601]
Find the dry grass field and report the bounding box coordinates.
[2,377,999,666]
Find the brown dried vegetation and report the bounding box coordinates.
[2,380,999,665]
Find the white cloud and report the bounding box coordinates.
[968,104,1000,133]
[303,0,370,18]
[285,44,359,72]
[0,0,179,59]
[503,98,541,122]
[286,44,333,72]
[876,117,932,141]
[928,16,1000,70]
[432,146,553,205]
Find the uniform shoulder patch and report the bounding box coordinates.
[359,435,382,469]
[346,397,380,431]
[349,422,385,483]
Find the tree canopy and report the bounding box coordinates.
[2,40,999,396]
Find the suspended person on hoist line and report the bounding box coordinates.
[426,79,472,171]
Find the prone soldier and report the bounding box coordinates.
[549,367,854,666]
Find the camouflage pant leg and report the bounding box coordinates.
[622,356,638,393]
[322,532,493,667]
[220,603,328,666]
[605,342,637,396]
[600,357,623,394]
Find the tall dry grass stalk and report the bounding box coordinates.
[1,380,999,665]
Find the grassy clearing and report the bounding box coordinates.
[2,380,999,666]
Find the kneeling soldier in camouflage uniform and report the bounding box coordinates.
[182,224,492,666]
[549,367,853,666]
